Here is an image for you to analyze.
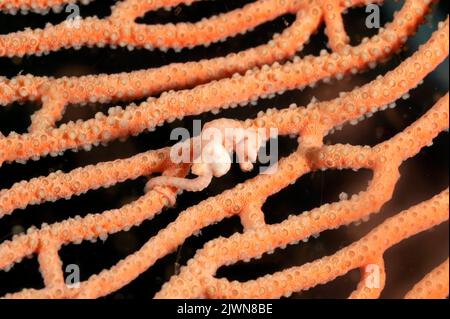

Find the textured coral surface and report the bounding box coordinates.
[0,0,448,299]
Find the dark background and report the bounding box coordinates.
[0,0,448,299]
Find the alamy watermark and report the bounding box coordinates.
[65,4,82,29]
[65,264,81,289]
[364,264,381,289]
[365,4,381,29]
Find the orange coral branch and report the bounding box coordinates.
[156,190,448,298]
[405,259,449,299]
[4,6,323,133]
[0,0,436,166]
[0,148,172,216]
[0,0,304,57]
[37,240,64,288]
[0,0,390,56]
[154,94,449,299]
[1,18,447,218]
[1,68,448,299]
[0,0,87,14]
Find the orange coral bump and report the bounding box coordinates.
[0,0,448,299]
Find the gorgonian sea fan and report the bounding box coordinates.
[0,0,448,299]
